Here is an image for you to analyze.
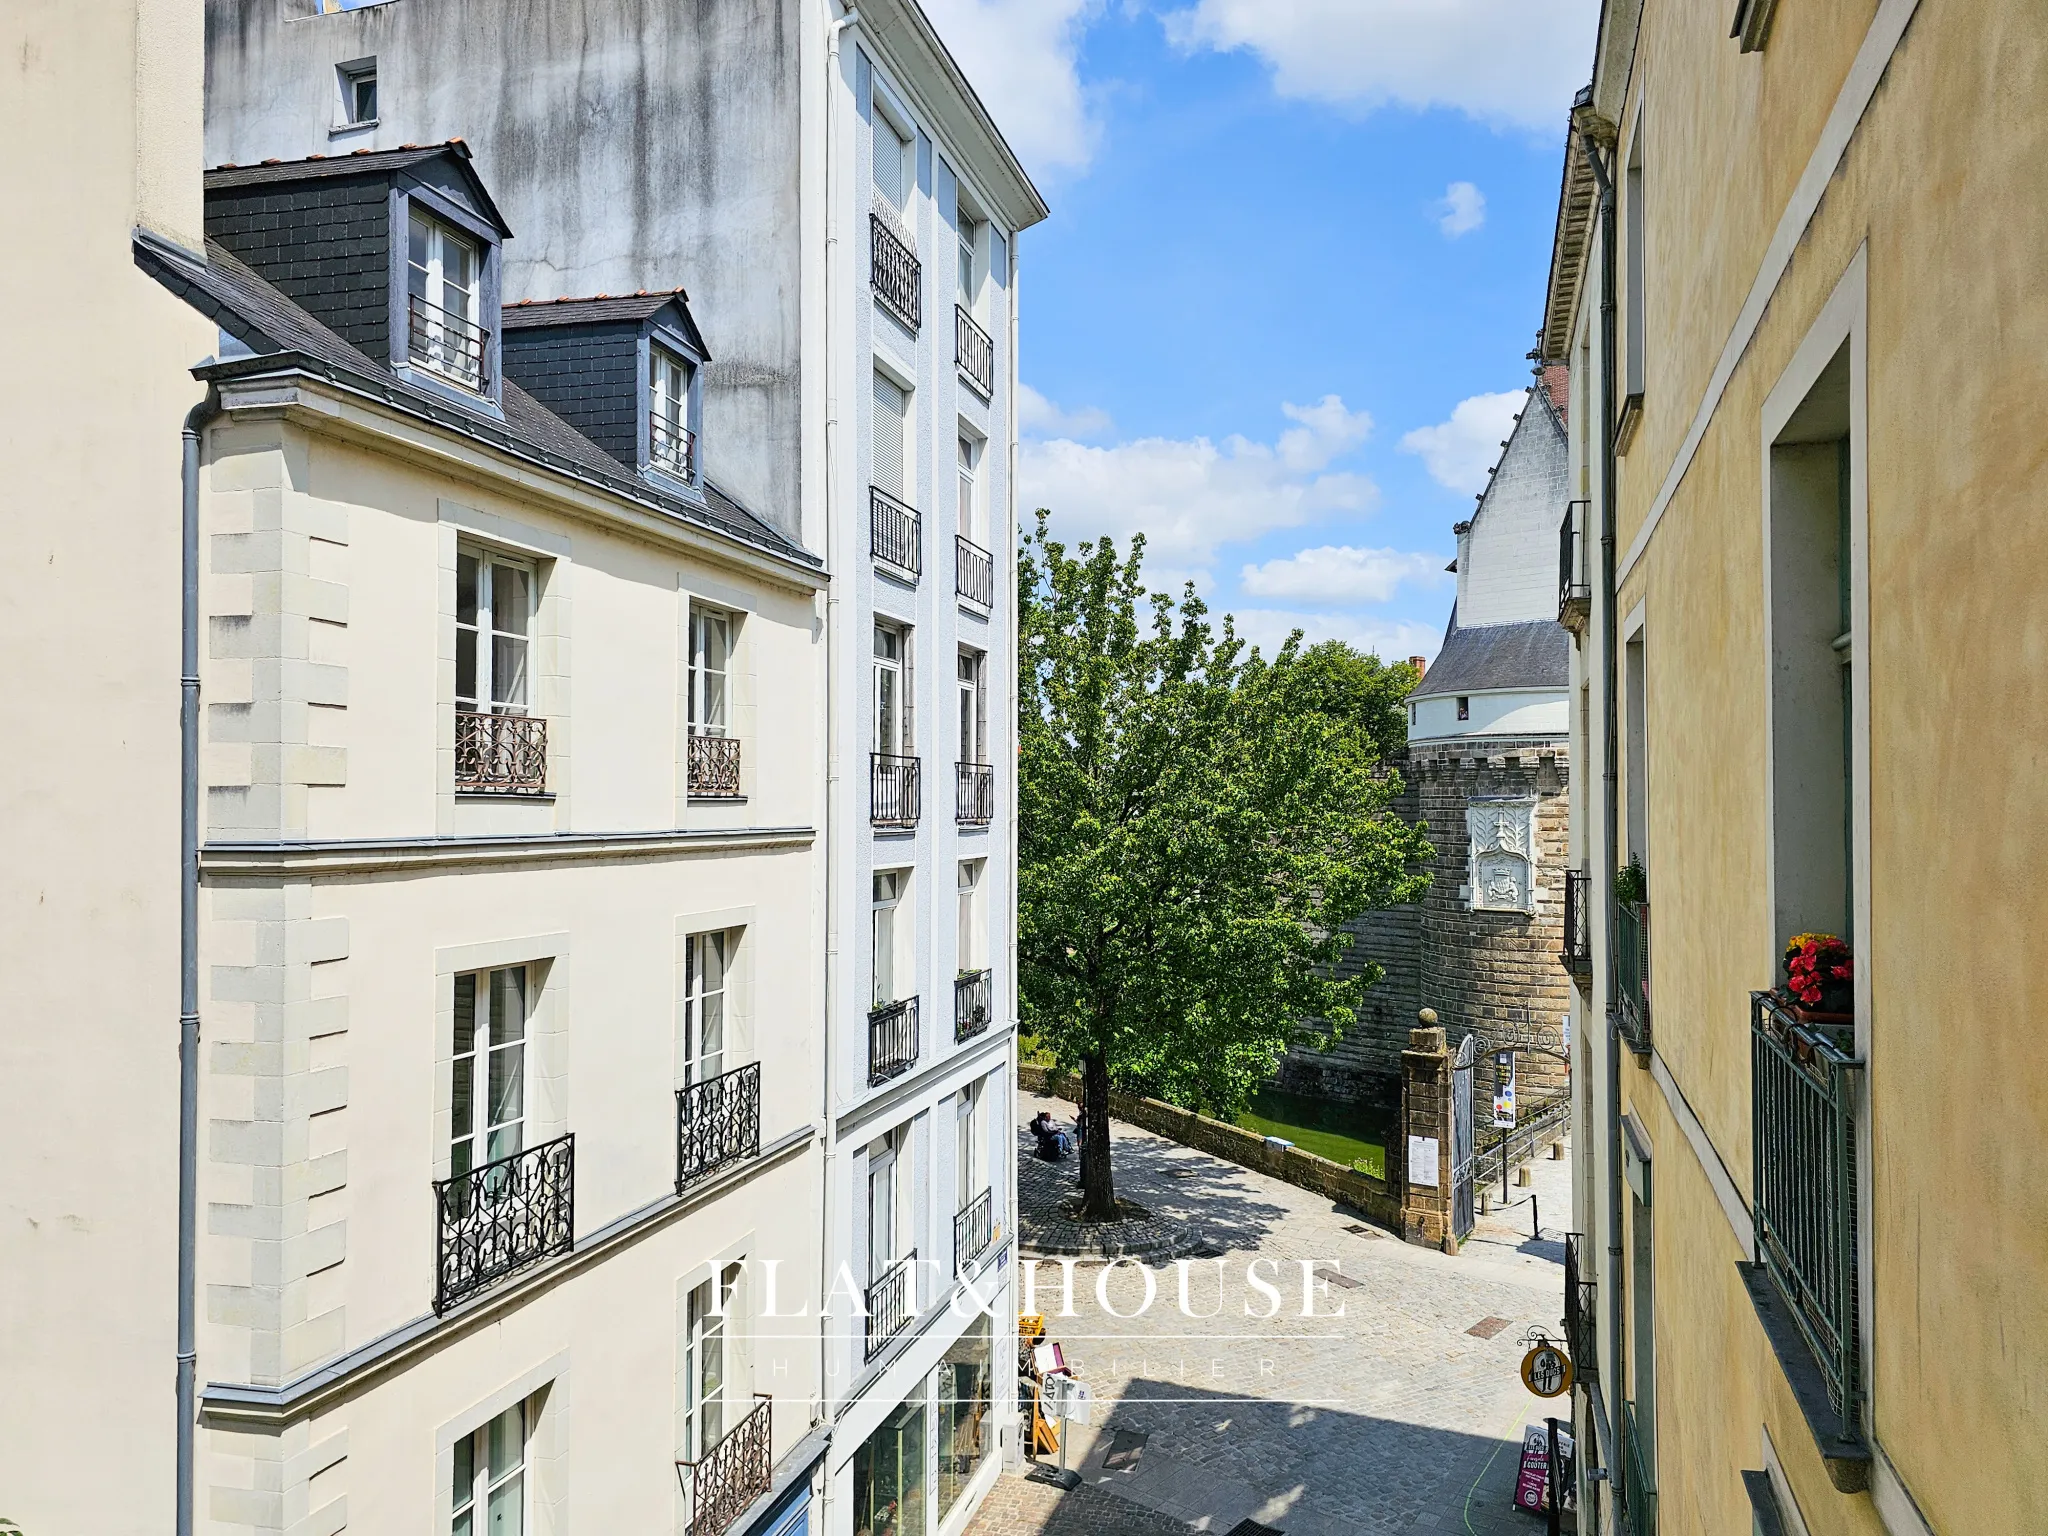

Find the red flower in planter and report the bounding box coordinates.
[1783,934,1852,1012]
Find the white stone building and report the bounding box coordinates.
[193,4,1046,1536]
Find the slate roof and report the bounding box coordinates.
[1412,612,1568,698]
[133,230,815,569]
[503,292,694,328]
[203,141,512,236]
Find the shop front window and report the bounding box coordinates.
[853,1390,927,1536]
[937,1315,992,1520]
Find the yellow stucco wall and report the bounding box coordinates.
[1602,0,2047,1531]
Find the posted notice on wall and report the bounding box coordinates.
[1407,1135,1440,1187]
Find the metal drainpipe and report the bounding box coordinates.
[819,9,861,1528]
[178,387,220,1536]
[1580,128,1628,1486]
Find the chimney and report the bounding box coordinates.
[1409,655,1428,679]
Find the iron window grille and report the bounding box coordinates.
[1563,1231,1597,1385]
[1559,499,1592,629]
[954,304,994,397]
[954,1186,994,1273]
[1751,992,1864,1440]
[407,291,488,391]
[871,752,921,827]
[865,1250,917,1357]
[871,486,922,577]
[675,1394,774,1536]
[868,996,920,1085]
[1562,868,1593,983]
[676,1061,762,1192]
[955,761,993,825]
[652,414,698,479]
[456,710,547,794]
[954,535,995,608]
[870,214,922,333]
[1613,898,1652,1055]
[432,1131,575,1313]
[954,969,991,1042]
[688,733,743,799]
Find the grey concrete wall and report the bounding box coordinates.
[204,0,806,540]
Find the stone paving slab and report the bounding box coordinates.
[968,1095,1579,1536]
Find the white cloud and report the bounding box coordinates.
[1163,0,1600,133]
[1018,383,1114,440]
[1399,390,1525,495]
[1240,545,1446,607]
[1436,181,1486,238]
[1231,609,1446,663]
[1021,395,1376,570]
[915,0,1104,176]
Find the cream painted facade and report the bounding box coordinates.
[1549,3,2047,1534]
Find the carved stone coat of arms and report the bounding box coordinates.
[1467,800,1536,913]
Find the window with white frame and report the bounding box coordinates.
[651,344,695,478]
[457,550,533,718]
[452,1403,526,1536]
[337,58,377,126]
[872,372,909,500]
[957,859,984,973]
[874,622,910,757]
[956,650,986,767]
[689,607,733,739]
[683,931,729,1086]
[956,1080,986,1204]
[957,210,978,308]
[956,433,982,545]
[872,870,906,1008]
[683,1262,742,1460]
[408,208,485,389]
[452,966,528,1179]
[867,1130,904,1281]
[873,104,912,213]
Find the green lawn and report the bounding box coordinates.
[1234,1087,1393,1180]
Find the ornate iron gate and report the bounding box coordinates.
[1451,1034,1477,1241]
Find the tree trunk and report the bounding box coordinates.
[1080,1051,1117,1220]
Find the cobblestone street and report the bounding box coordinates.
[970,1093,1575,1536]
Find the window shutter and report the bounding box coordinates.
[902,630,915,761]
[872,373,907,498]
[874,116,907,209]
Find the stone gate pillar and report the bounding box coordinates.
[1400,1010,1456,1251]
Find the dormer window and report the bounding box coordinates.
[650,345,696,480]
[407,210,486,391]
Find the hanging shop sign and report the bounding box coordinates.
[1520,1341,1573,1398]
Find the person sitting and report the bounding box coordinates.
[1029,1110,1069,1160]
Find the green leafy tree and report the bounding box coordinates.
[1018,515,1430,1218]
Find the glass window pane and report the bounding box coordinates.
[457,553,479,623]
[484,1473,522,1536]
[492,636,528,710]
[409,213,429,297]
[456,629,478,707]
[488,1046,524,1136]
[491,565,530,637]
[488,1406,524,1480]
[454,1434,476,1515]
[452,1057,475,1152]
[492,969,528,1042]
[454,973,478,1055]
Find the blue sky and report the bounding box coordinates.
[923,0,1599,660]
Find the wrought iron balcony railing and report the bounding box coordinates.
[1559,499,1591,632]
[1562,868,1593,985]
[677,1394,773,1536]
[433,1132,575,1313]
[1751,991,1864,1440]
[955,534,995,608]
[872,752,921,827]
[688,732,743,798]
[870,214,921,333]
[865,1251,917,1358]
[954,969,991,1042]
[954,304,994,396]
[407,291,489,391]
[954,1186,994,1273]
[868,996,920,1086]
[871,486,922,576]
[1619,1399,1656,1536]
[676,1061,762,1192]
[456,709,547,794]
[1613,899,1652,1055]
[955,761,993,825]
[652,413,698,479]
[1563,1231,1597,1386]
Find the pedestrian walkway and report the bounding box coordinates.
[966,1093,1577,1536]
